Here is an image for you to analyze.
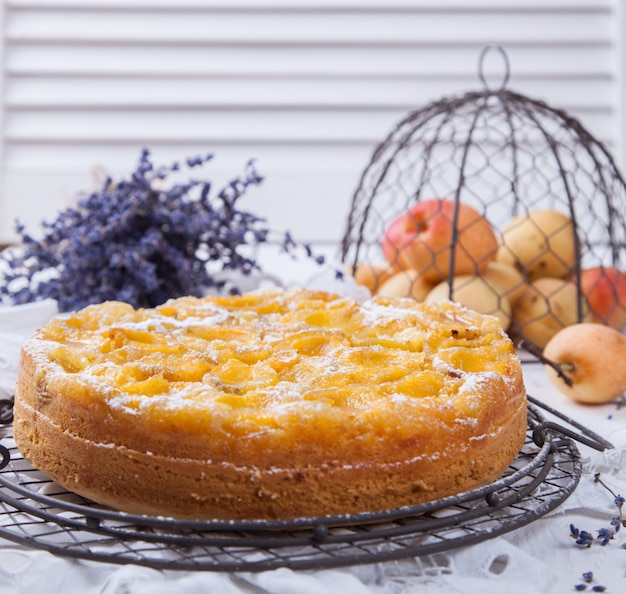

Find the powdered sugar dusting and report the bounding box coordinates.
[23,288,524,431]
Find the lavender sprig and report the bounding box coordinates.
[570,524,594,548]
[568,473,625,554]
[0,149,323,311]
[574,571,607,592]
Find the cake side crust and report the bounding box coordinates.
[14,394,527,520]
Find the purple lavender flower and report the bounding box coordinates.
[574,571,606,593]
[570,524,594,547]
[0,149,321,311]
[596,528,613,546]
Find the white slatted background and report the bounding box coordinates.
[0,0,622,278]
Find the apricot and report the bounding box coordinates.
[496,209,576,281]
[377,269,434,301]
[351,263,394,294]
[382,198,497,282]
[481,261,526,307]
[579,266,626,331]
[543,323,626,404]
[512,278,591,348]
[425,275,511,330]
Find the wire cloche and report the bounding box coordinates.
[341,46,626,350]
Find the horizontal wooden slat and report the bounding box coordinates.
[5,44,615,79]
[5,11,611,45]
[2,143,373,172]
[5,0,612,11]
[3,77,613,110]
[4,107,614,145]
[3,109,399,143]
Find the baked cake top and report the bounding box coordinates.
[21,288,525,464]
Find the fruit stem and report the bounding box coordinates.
[516,338,574,387]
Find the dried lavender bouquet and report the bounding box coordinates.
[0,149,322,312]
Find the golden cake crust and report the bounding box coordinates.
[14,288,527,520]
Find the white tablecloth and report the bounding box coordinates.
[0,298,624,594]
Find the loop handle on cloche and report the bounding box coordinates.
[478,44,510,91]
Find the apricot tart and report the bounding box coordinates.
[14,288,527,520]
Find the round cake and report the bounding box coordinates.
[14,287,527,520]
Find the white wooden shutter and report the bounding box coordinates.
[0,0,621,265]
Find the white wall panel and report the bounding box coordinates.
[0,0,620,261]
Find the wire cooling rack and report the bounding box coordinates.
[0,395,613,573]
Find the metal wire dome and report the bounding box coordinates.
[341,46,626,348]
